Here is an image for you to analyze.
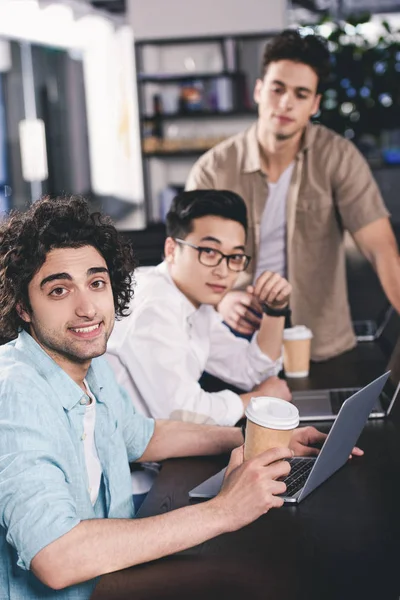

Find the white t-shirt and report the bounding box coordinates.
[82,380,102,505]
[255,162,294,281]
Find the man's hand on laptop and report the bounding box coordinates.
[215,445,293,530]
[290,426,364,458]
[217,289,262,336]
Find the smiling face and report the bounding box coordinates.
[18,245,115,379]
[165,215,248,307]
[254,59,321,142]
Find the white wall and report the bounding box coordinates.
[128,0,287,40]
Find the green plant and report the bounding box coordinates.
[306,13,400,158]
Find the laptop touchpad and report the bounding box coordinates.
[293,394,333,417]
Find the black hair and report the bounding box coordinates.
[165,190,248,240]
[261,29,331,93]
[0,195,136,342]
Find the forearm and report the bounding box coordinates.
[256,315,285,360]
[31,499,227,590]
[375,251,400,314]
[353,218,400,312]
[139,419,243,462]
[239,391,255,410]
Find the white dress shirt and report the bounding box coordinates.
[106,262,282,427]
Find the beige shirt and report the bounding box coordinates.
[186,122,389,361]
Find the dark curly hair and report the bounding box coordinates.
[261,29,331,93]
[0,195,136,342]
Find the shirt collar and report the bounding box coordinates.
[301,121,315,151]
[156,261,199,321]
[15,330,104,411]
[241,121,315,174]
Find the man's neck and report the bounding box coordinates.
[29,331,90,393]
[166,263,201,309]
[67,363,91,394]
[257,125,304,181]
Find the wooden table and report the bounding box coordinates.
[92,339,400,600]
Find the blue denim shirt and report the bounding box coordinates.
[0,330,155,599]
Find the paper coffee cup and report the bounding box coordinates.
[283,325,313,378]
[244,396,299,461]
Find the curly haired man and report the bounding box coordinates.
[0,195,332,599]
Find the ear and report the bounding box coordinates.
[311,94,322,117]
[253,78,264,105]
[164,237,177,264]
[16,302,31,324]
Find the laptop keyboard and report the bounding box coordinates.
[281,458,314,497]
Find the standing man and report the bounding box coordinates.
[186,29,400,361]
[0,195,330,599]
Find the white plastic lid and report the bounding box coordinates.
[245,396,300,430]
[283,325,313,341]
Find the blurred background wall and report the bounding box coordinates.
[0,0,399,231]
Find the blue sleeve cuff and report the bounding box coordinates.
[14,514,80,570]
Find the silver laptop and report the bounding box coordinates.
[353,305,393,342]
[189,372,390,504]
[294,313,400,422]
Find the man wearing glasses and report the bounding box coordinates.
[106,189,291,427]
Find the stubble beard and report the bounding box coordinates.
[30,321,109,365]
[274,128,299,142]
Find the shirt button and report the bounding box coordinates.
[80,397,87,405]
[81,433,86,441]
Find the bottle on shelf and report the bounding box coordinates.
[152,93,164,139]
[178,80,204,113]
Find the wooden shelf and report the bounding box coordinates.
[141,108,257,120]
[135,31,277,221]
[138,71,244,83]
[141,149,400,164]
[143,148,211,158]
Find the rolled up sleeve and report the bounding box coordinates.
[2,458,80,570]
[332,139,390,233]
[247,331,283,376]
[0,401,81,570]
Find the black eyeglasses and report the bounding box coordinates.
[175,238,251,272]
